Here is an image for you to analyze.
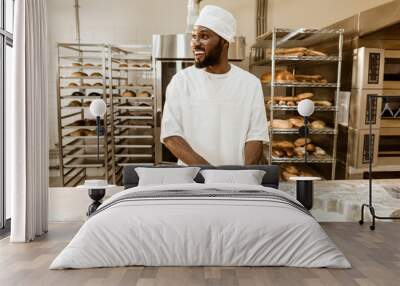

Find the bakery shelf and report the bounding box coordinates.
[114,125,152,129]
[114,115,153,120]
[115,144,153,149]
[271,127,335,135]
[271,154,333,163]
[64,153,105,159]
[251,56,339,67]
[268,105,337,111]
[264,82,338,88]
[114,106,153,111]
[115,154,152,158]
[59,66,103,70]
[61,95,103,99]
[114,85,153,90]
[118,67,153,71]
[114,135,153,139]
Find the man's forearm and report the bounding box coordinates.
[244,141,263,165]
[163,136,210,165]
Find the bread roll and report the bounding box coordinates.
[90,72,102,77]
[72,62,81,67]
[313,100,332,107]
[132,64,141,68]
[122,90,136,97]
[305,50,327,56]
[296,92,314,100]
[119,63,128,68]
[294,137,311,147]
[260,72,272,83]
[142,63,151,68]
[82,83,92,87]
[71,71,88,77]
[88,92,101,97]
[273,140,295,149]
[274,47,307,55]
[289,117,304,128]
[137,91,152,97]
[271,119,292,129]
[260,70,294,83]
[294,146,306,157]
[313,146,327,158]
[284,165,299,175]
[68,82,79,87]
[274,96,301,102]
[272,148,285,157]
[278,100,286,105]
[311,120,326,129]
[71,91,84,97]
[93,82,103,87]
[284,147,294,157]
[294,74,323,82]
[67,100,82,107]
[287,101,296,107]
[306,143,316,152]
[83,63,94,67]
[300,170,314,177]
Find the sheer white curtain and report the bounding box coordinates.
[9,0,49,242]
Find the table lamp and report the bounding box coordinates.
[89,99,107,160]
[297,99,315,164]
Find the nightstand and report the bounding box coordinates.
[289,176,321,210]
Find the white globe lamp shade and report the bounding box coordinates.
[90,99,107,117]
[297,99,315,117]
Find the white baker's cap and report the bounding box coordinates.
[194,5,236,43]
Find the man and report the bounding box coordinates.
[160,5,268,166]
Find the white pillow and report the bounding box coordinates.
[200,169,266,185]
[135,167,201,186]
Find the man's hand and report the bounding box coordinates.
[164,136,211,165]
[244,141,263,165]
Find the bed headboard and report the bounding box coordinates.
[122,165,280,189]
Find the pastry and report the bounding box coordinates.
[272,148,285,157]
[71,62,81,67]
[122,90,136,97]
[296,92,314,100]
[83,63,94,67]
[306,143,316,152]
[289,117,304,128]
[273,140,295,149]
[137,91,152,97]
[311,120,326,129]
[67,100,82,107]
[90,72,102,77]
[71,71,88,77]
[88,92,101,97]
[313,147,327,158]
[82,101,92,107]
[68,82,79,87]
[71,91,84,97]
[93,82,103,87]
[294,137,311,147]
[313,100,332,107]
[119,63,128,68]
[271,119,292,129]
[294,146,306,157]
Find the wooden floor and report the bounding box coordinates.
[0,222,399,286]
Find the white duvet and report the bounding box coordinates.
[50,183,351,269]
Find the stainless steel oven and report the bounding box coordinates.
[152,33,245,164]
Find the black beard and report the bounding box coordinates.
[194,40,223,68]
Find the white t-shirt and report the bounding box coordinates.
[160,64,269,165]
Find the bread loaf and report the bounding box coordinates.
[272,148,285,157]
[67,100,82,107]
[122,90,136,97]
[284,147,294,157]
[142,63,151,68]
[296,92,314,100]
[72,62,81,67]
[83,63,94,67]
[311,120,326,129]
[306,143,316,152]
[137,91,152,97]
[288,117,304,128]
[294,137,311,147]
[284,165,299,175]
[282,171,297,181]
[68,82,79,87]
[82,101,92,107]
[287,101,296,107]
[313,146,327,158]
[260,70,295,83]
[273,140,295,149]
[90,72,102,77]
[88,92,101,97]
[313,100,332,107]
[119,63,128,68]
[71,91,84,97]
[82,83,92,87]
[294,146,306,157]
[271,119,292,129]
[93,82,103,87]
[71,71,88,77]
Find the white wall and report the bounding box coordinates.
[267,0,394,29]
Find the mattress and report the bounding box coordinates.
[50,183,351,269]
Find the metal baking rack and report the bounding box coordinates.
[249,27,344,180]
[108,45,155,185]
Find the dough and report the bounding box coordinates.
[294,137,311,147]
[296,92,314,100]
[122,90,136,97]
[271,119,292,129]
[311,120,326,129]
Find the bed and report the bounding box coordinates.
[50,165,350,269]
